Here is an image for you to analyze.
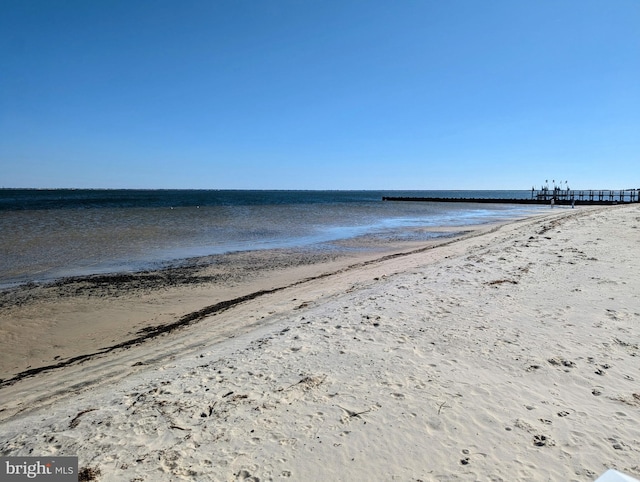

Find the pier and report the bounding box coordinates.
[382,188,640,206]
[531,187,639,204]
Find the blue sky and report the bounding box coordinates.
[1,1,639,189]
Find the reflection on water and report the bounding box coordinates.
[0,191,545,286]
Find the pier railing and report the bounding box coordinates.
[382,188,640,205]
[532,188,639,203]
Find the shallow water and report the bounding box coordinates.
[0,190,544,287]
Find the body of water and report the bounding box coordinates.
[0,189,544,287]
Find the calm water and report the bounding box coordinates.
[0,190,543,287]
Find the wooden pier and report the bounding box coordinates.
[383,188,640,206]
[531,187,639,204]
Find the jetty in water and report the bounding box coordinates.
[383,188,640,206]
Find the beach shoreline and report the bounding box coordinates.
[0,222,495,387]
[0,223,483,384]
[1,205,639,480]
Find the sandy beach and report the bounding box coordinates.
[1,204,639,481]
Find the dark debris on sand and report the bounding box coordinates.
[0,248,346,309]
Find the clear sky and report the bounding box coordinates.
[1,1,639,190]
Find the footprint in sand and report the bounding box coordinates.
[237,469,260,481]
[533,434,554,447]
[547,357,575,369]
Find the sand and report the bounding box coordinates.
[0,228,468,383]
[1,204,639,481]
